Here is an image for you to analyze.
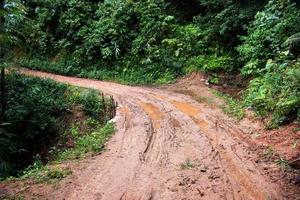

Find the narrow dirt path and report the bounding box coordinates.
[20,69,291,200]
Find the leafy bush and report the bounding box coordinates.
[212,90,246,120]
[18,0,267,83]
[0,74,114,178]
[68,88,102,119]
[184,54,234,73]
[14,0,300,128]
[238,0,300,76]
[55,122,115,161]
[16,57,82,76]
[1,74,68,178]
[244,60,300,128]
[19,158,72,183]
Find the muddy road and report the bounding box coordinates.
[20,69,294,200]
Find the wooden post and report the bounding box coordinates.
[101,93,106,122]
[115,101,118,117]
[110,96,113,119]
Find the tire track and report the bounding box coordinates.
[19,69,284,200]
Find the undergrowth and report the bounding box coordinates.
[18,159,72,183]
[180,159,195,170]
[244,61,300,129]
[54,122,115,161]
[3,121,115,183]
[211,90,246,120]
[1,73,116,179]
[16,57,175,85]
[1,195,25,200]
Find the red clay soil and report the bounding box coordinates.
[255,124,300,162]
[3,69,300,200]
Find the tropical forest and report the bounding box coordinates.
[0,0,300,199]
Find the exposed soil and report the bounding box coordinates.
[3,69,300,200]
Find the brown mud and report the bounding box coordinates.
[4,69,300,200]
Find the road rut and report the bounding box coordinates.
[21,69,284,200]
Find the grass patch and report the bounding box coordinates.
[67,87,110,120]
[1,74,116,179]
[262,146,291,172]
[180,159,195,170]
[211,90,246,120]
[55,122,115,161]
[21,166,72,183]
[1,74,116,180]
[263,145,275,159]
[5,159,72,184]
[1,195,25,200]
[4,121,115,183]
[276,156,291,171]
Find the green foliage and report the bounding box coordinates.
[276,156,291,171]
[55,122,115,161]
[1,73,114,178]
[195,0,266,48]
[16,57,82,76]
[17,0,266,82]
[80,90,102,120]
[238,0,300,76]
[212,90,246,120]
[2,121,114,185]
[1,195,24,200]
[184,54,234,73]
[244,60,300,128]
[68,88,103,119]
[0,0,27,58]
[13,0,300,128]
[19,158,72,183]
[17,57,176,85]
[3,120,115,182]
[1,73,69,178]
[180,158,195,170]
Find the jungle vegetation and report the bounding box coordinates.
[1,0,300,178]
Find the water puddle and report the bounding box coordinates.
[171,100,199,116]
[140,102,164,129]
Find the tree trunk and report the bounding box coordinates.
[0,68,5,122]
[0,0,5,122]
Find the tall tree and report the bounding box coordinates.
[0,0,26,122]
[0,0,5,122]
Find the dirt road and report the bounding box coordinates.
[20,69,292,200]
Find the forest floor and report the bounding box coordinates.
[2,69,300,200]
